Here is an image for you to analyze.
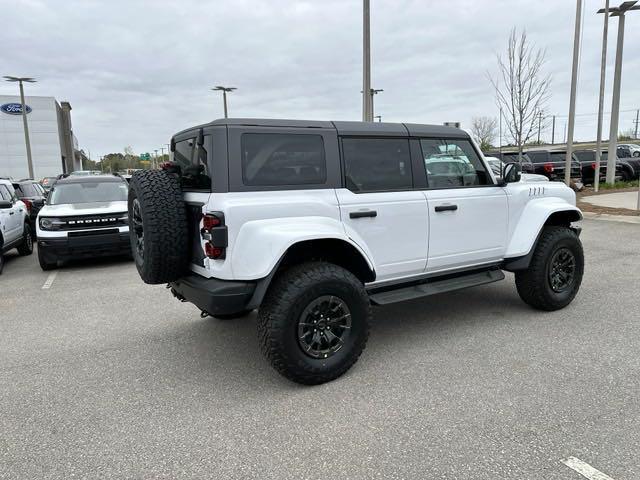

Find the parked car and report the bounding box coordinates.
[572,150,619,184]
[0,179,34,274]
[525,150,582,183]
[617,143,640,157]
[127,118,584,385]
[615,146,640,179]
[12,180,46,226]
[36,175,131,270]
[485,151,535,174]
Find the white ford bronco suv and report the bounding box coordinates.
[128,119,583,385]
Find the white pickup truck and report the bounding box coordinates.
[0,178,33,274]
[128,119,584,385]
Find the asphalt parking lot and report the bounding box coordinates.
[1,218,639,479]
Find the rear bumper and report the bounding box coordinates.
[38,231,131,262]
[169,274,256,316]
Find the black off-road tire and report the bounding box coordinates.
[211,310,253,321]
[17,224,34,256]
[128,170,189,284]
[37,246,56,271]
[258,262,371,385]
[515,226,584,311]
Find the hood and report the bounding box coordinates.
[520,173,550,183]
[38,201,128,217]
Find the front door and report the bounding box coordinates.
[336,137,428,282]
[0,185,21,244]
[418,137,508,273]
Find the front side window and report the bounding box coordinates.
[241,133,326,186]
[420,138,490,188]
[48,181,128,205]
[0,185,12,201]
[342,138,412,192]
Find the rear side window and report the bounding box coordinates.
[342,138,412,192]
[172,136,211,190]
[0,185,11,201]
[420,138,489,188]
[241,133,326,186]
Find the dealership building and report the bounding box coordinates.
[0,95,82,180]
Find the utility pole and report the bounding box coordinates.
[551,115,556,144]
[595,0,611,192]
[537,111,543,144]
[499,107,503,155]
[605,1,639,184]
[634,109,639,138]
[212,86,237,118]
[362,0,372,121]
[154,149,159,169]
[565,0,583,187]
[3,76,36,179]
[370,88,383,120]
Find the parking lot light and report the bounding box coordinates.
[212,86,237,118]
[3,75,37,179]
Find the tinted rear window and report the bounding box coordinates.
[527,151,549,163]
[241,133,326,186]
[342,138,412,192]
[14,183,40,197]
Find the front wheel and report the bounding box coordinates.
[258,262,371,385]
[17,224,33,256]
[37,246,56,271]
[515,226,584,311]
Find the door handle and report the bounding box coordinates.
[434,204,458,212]
[350,210,377,219]
[9,211,15,215]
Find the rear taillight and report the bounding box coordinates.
[22,199,32,214]
[591,163,596,170]
[201,212,227,260]
[543,163,554,173]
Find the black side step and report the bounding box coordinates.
[368,269,505,306]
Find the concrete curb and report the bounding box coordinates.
[582,211,640,224]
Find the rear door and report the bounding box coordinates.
[418,137,508,273]
[336,137,428,282]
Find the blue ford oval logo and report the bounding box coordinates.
[0,103,32,115]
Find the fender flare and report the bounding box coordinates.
[503,200,582,271]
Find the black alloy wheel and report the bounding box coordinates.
[298,295,352,359]
[547,247,576,293]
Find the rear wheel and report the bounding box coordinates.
[127,170,189,284]
[515,226,584,311]
[17,224,33,256]
[258,262,371,385]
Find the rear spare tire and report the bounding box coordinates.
[128,170,189,284]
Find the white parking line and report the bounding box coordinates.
[562,457,616,480]
[42,271,58,290]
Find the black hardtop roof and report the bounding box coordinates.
[173,118,469,139]
[55,175,125,185]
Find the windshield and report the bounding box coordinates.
[48,181,128,205]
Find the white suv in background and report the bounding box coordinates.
[0,178,33,274]
[36,175,131,270]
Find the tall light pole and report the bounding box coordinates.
[362,0,372,121]
[605,1,639,184]
[565,0,583,187]
[595,0,611,192]
[3,75,36,179]
[212,86,236,118]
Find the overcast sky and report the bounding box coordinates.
[2,0,640,158]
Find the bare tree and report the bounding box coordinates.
[489,28,551,158]
[471,116,498,151]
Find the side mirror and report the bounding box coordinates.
[501,162,522,185]
[0,200,12,209]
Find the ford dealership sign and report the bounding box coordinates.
[1,103,32,115]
